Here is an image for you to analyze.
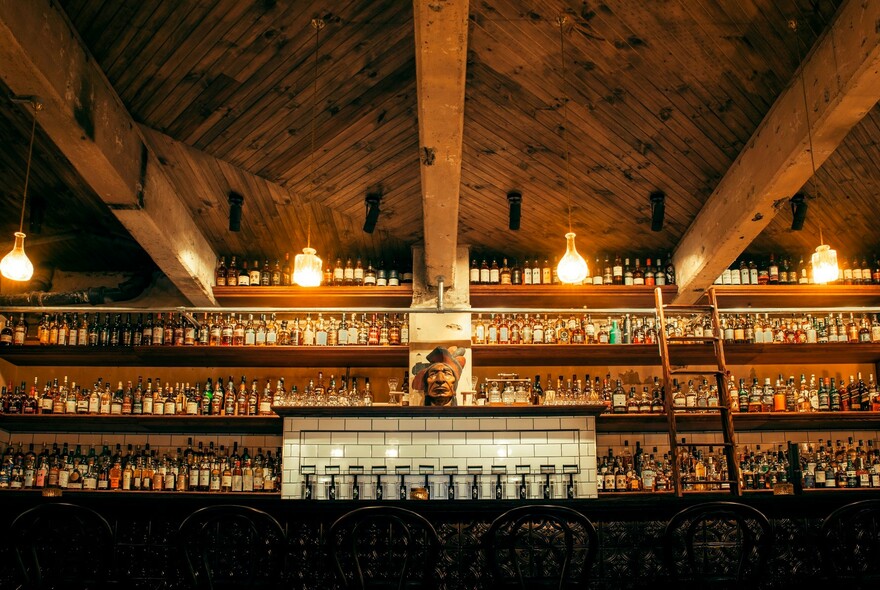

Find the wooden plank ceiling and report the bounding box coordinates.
[2,0,877,279]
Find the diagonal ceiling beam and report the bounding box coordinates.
[672,0,880,303]
[0,0,217,305]
[413,0,469,287]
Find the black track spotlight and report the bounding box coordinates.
[507,191,522,230]
[228,191,244,232]
[363,193,381,234]
[790,193,807,231]
[650,190,666,232]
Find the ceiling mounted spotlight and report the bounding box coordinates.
[363,192,382,234]
[790,193,807,231]
[650,190,666,232]
[228,191,244,232]
[507,191,522,231]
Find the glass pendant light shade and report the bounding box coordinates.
[811,243,839,284]
[0,232,33,282]
[557,232,588,284]
[293,246,322,287]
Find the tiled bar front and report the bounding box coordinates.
[280,409,601,500]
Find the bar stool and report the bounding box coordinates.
[820,499,880,583]
[10,502,116,589]
[662,501,771,589]
[482,505,598,589]
[327,506,442,589]
[178,504,287,589]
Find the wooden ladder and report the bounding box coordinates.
[654,286,742,497]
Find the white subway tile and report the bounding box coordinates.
[291,418,319,431]
[439,432,468,445]
[398,445,427,458]
[507,444,535,457]
[560,443,579,457]
[584,417,596,433]
[373,419,398,431]
[561,417,587,430]
[284,418,295,431]
[520,432,547,445]
[479,418,507,431]
[344,445,373,458]
[344,419,369,431]
[480,444,508,458]
[358,432,385,445]
[494,432,520,444]
[412,432,439,444]
[299,444,318,458]
[453,445,477,458]
[466,432,493,444]
[397,419,427,431]
[534,418,561,430]
[386,433,412,445]
[317,418,346,431]
[534,444,562,456]
[506,418,534,430]
[425,444,453,458]
[453,418,482,431]
[425,418,453,431]
[331,432,359,445]
[302,431,332,444]
[547,431,576,443]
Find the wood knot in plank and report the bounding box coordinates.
[421,147,436,166]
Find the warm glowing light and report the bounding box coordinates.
[811,244,839,284]
[556,232,588,284]
[293,246,322,287]
[0,232,33,282]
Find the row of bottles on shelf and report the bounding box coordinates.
[215,255,412,287]
[0,370,409,415]
[0,311,409,347]
[470,312,880,345]
[473,370,880,412]
[0,439,281,493]
[469,255,676,286]
[715,254,880,286]
[597,438,880,493]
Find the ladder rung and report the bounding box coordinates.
[667,336,720,342]
[670,369,725,376]
[662,304,714,313]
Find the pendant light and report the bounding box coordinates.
[292,18,325,288]
[792,20,838,284]
[554,16,588,285]
[1,98,40,282]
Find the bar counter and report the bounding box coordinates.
[1,489,877,588]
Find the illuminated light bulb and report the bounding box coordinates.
[811,244,839,284]
[556,232,588,284]
[0,232,33,282]
[293,246,322,287]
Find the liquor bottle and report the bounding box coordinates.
[499,259,511,285]
[215,256,227,286]
[249,260,262,286]
[282,253,291,286]
[612,255,623,285]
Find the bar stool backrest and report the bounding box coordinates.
[821,499,880,581]
[10,502,115,589]
[178,504,287,589]
[482,505,598,590]
[327,506,442,590]
[663,501,771,587]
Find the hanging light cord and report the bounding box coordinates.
[307,18,325,249]
[791,19,822,244]
[558,15,573,234]
[17,100,39,235]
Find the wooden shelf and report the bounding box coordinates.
[704,285,880,309]
[0,414,281,434]
[472,342,880,366]
[0,345,409,367]
[212,285,413,308]
[597,411,880,433]
[273,404,608,418]
[469,285,677,309]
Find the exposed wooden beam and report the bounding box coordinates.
[0,0,217,305]
[413,0,469,287]
[672,0,880,303]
